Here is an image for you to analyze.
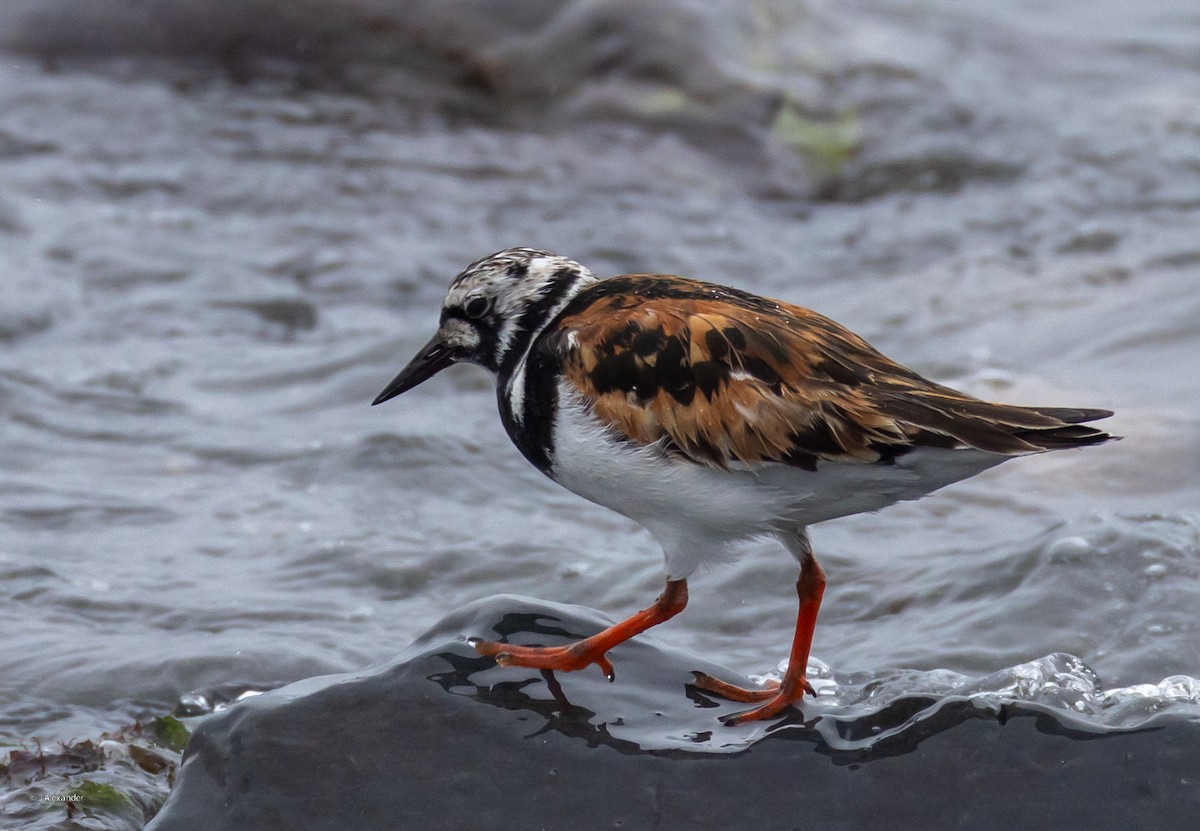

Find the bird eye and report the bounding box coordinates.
[464,296,491,319]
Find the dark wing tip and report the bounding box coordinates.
[1028,406,1114,424]
[1014,424,1117,450]
[1017,406,1118,449]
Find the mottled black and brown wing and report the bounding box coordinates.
[547,275,1114,469]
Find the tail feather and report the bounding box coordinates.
[881,392,1119,455]
[1026,406,1114,425]
[1014,423,1116,450]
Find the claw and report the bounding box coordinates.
[462,580,688,685]
[470,638,507,658]
[719,694,800,725]
[468,635,615,678]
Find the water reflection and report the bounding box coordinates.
[415,604,1200,761]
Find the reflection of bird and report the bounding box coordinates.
[373,248,1116,724]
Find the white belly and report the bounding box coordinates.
[547,384,1007,578]
[549,389,781,577]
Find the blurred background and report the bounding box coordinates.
[1,0,1198,781]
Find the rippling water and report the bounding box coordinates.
[2,0,1199,824]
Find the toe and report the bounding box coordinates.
[469,638,505,657]
[691,671,780,703]
[717,682,812,725]
[719,699,793,726]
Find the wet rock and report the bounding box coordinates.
[0,308,53,342]
[0,1,839,191]
[147,595,1200,830]
[212,298,319,332]
[0,127,57,159]
[825,145,1025,203]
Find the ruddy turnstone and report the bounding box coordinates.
[372,248,1116,724]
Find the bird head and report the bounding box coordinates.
[372,248,597,405]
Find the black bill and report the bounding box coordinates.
[372,334,455,405]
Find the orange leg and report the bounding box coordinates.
[693,556,826,724]
[471,579,688,682]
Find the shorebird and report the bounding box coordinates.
[372,248,1115,724]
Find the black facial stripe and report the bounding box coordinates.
[477,324,499,366]
[497,266,583,376]
[499,342,558,473]
[494,266,589,473]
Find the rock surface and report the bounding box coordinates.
[147,596,1200,830]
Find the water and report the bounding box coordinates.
[1,0,1199,824]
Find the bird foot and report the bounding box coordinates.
[691,671,815,724]
[717,692,806,725]
[469,637,616,681]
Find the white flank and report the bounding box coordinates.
[549,383,1010,579]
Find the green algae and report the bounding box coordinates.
[771,102,860,180]
[153,715,191,754]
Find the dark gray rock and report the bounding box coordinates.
[147,595,1200,831]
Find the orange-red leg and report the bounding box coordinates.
[471,579,688,681]
[694,556,826,724]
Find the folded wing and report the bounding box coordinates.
[547,275,1114,470]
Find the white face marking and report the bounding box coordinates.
[437,318,481,352]
[507,363,527,423]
